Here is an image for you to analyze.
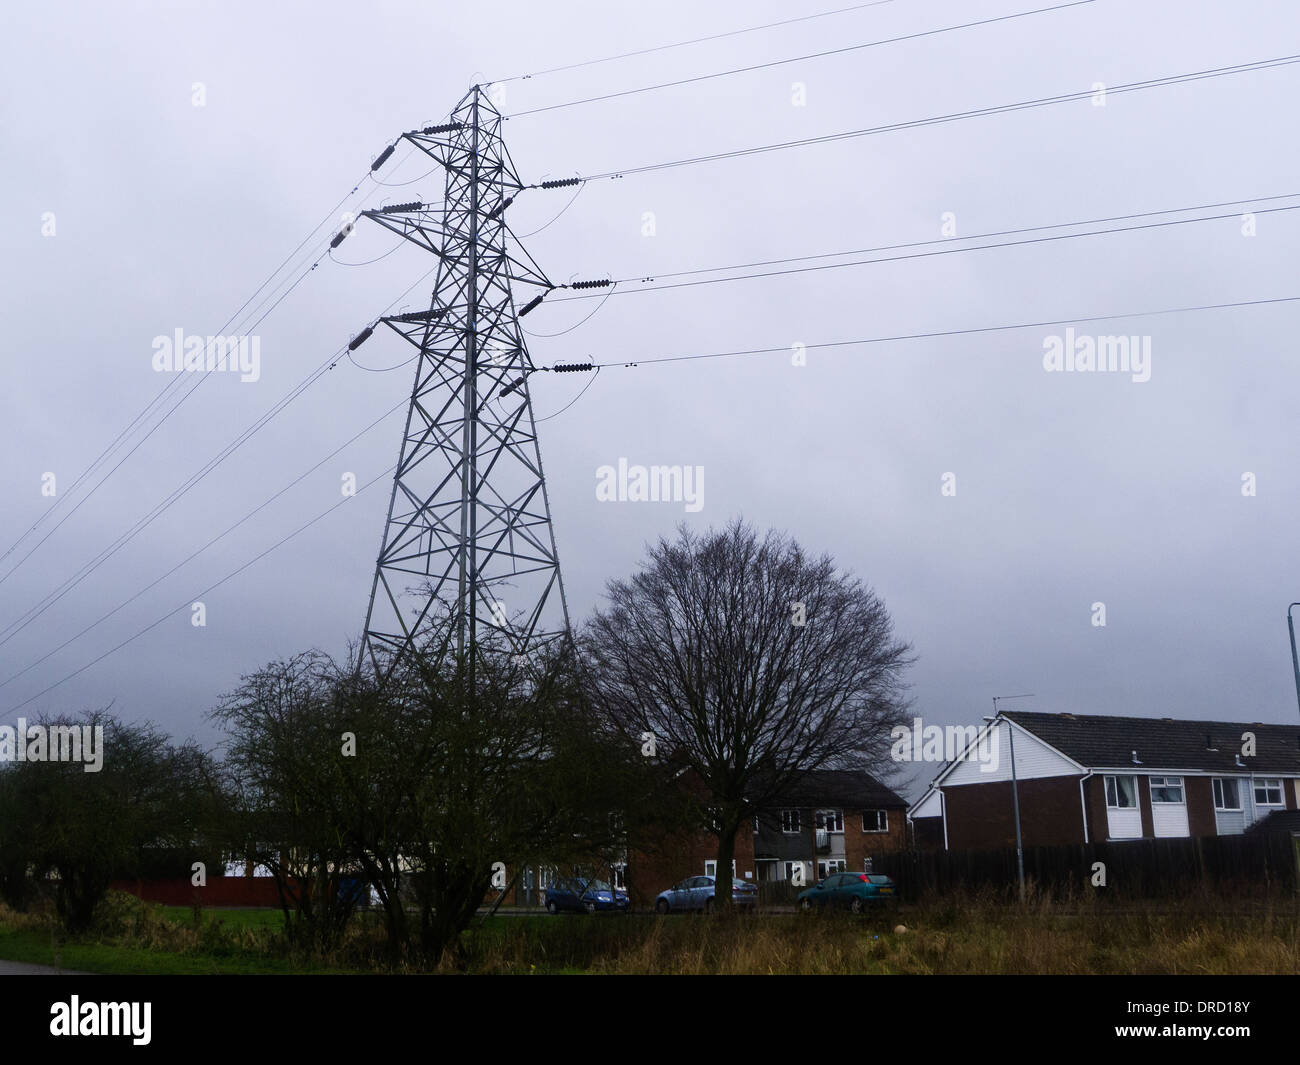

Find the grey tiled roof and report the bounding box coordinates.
[748,769,906,809]
[1003,711,1300,775]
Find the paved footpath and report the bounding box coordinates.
[0,960,89,975]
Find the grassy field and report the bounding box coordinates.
[3,895,1298,974]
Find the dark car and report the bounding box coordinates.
[798,871,897,913]
[654,875,759,914]
[543,877,630,915]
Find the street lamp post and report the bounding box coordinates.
[1288,604,1300,720]
[987,693,1034,902]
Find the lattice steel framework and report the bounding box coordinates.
[360,85,570,680]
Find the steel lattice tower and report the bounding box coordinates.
[359,86,571,680]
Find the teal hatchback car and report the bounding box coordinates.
[797,872,897,913]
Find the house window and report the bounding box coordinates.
[817,859,846,879]
[1149,776,1184,803]
[753,814,760,834]
[1104,775,1138,809]
[1212,778,1241,811]
[704,860,736,879]
[815,809,844,833]
[862,809,888,833]
[780,809,800,834]
[1254,778,1284,807]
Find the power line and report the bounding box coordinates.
[0,129,445,583]
[584,295,1300,370]
[597,192,1300,286]
[0,342,342,647]
[516,181,585,238]
[565,54,1300,184]
[0,253,329,592]
[0,156,442,590]
[533,366,602,423]
[0,259,441,644]
[508,1,1098,118]
[330,237,409,266]
[546,198,1300,303]
[0,399,407,691]
[24,291,1292,705]
[0,169,377,569]
[526,283,620,335]
[347,347,421,372]
[3,464,397,714]
[489,0,899,84]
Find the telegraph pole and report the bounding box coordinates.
[1288,604,1300,720]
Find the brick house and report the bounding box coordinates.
[508,768,908,907]
[750,770,909,883]
[909,711,1300,850]
[623,769,908,902]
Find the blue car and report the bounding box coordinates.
[797,872,897,913]
[654,875,758,914]
[544,877,630,915]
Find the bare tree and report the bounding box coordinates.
[211,652,367,952]
[1,710,220,931]
[582,519,914,911]
[211,633,659,968]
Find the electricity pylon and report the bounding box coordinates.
[358,85,571,682]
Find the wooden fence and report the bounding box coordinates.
[877,830,1299,900]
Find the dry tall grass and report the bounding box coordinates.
[5,889,1299,974]
[460,889,1300,975]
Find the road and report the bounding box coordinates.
[0,960,88,975]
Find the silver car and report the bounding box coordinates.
[654,875,758,913]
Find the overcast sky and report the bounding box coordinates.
[2,0,1298,797]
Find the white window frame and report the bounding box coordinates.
[780,808,801,834]
[815,809,844,833]
[1212,777,1241,811]
[862,809,888,833]
[704,860,737,879]
[816,811,847,837]
[1104,774,1138,809]
[1254,778,1284,807]
[1149,776,1184,804]
[817,858,846,879]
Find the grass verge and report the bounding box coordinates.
[2,892,1298,974]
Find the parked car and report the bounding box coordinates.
[543,877,630,915]
[797,872,897,913]
[654,875,759,914]
[336,876,369,909]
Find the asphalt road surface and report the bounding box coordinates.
[0,960,86,975]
